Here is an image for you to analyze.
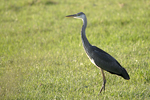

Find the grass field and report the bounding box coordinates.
[0,0,150,99]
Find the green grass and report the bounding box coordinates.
[0,0,150,99]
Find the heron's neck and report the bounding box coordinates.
[81,16,91,49]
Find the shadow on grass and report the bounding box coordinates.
[29,0,57,6]
[45,1,57,5]
[7,0,57,12]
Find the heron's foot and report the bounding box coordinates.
[98,80,106,95]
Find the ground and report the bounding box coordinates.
[0,0,150,99]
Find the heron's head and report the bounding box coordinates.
[66,12,85,20]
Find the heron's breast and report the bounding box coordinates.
[90,58,97,66]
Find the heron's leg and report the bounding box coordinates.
[99,69,106,94]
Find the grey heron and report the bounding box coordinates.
[66,12,130,94]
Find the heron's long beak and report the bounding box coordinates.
[66,14,77,17]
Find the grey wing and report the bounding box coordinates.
[91,46,123,75]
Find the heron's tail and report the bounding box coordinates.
[121,68,130,80]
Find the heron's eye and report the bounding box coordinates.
[78,14,81,16]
